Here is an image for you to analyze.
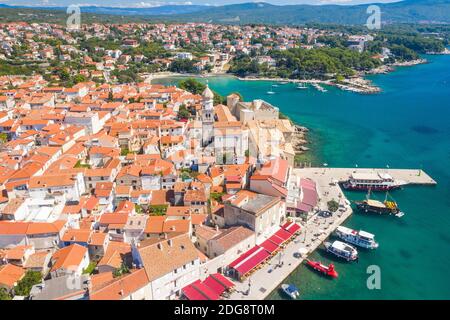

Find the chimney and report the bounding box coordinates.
[119,289,124,296]
[215,225,219,232]
[168,239,173,247]
[157,243,163,251]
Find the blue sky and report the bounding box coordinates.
[1,0,402,8]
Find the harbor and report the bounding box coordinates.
[157,55,450,299]
[228,166,436,300]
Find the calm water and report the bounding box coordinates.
[154,54,450,299]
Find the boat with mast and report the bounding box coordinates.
[355,189,404,217]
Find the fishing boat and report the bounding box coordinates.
[296,83,307,89]
[280,81,289,85]
[341,172,401,191]
[324,240,358,261]
[335,226,379,249]
[305,259,338,278]
[355,190,404,217]
[281,284,300,299]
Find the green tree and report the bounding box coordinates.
[178,78,225,105]
[327,199,339,213]
[0,288,12,300]
[178,78,205,94]
[0,133,8,144]
[113,263,130,278]
[177,104,190,120]
[83,262,97,275]
[169,59,198,73]
[14,271,42,297]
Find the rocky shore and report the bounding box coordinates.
[389,58,428,67]
[292,125,309,152]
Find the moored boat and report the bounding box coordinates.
[324,240,358,261]
[335,226,379,249]
[341,172,401,191]
[281,284,300,299]
[355,190,404,217]
[305,259,338,278]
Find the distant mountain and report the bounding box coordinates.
[1,0,450,25]
[0,4,209,16]
[165,1,450,25]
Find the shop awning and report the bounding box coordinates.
[192,282,220,300]
[211,273,235,289]
[267,233,284,246]
[228,245,260,269]
[183,274,235,299]
[282,221,301,234]
[182,281,208,300]
[274,228,292,242]
[234,247,270,276]
[259,238,279,253]
[182,280,220,300]
[203,276,227,296]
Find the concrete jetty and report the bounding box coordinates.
[295,167,437,187]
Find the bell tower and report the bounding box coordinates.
[201,83,214,147]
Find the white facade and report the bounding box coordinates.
[201,86,214,147]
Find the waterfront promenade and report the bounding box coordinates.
[229,167,353,300]
[228,167,436,300]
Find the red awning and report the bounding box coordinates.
[192,282,220,300]
[182,281,208,300]
[234,247,270,275]
[228,245,260,269]
[281,221,292,229]
[211,273,235,289]
[203,277,227,296]
[182,280,220,300]
[282,221,301,234]
[259,239,279,253]
[274,228,292,242]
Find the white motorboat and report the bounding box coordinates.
[324,240,358,261]
[335,226,379,249]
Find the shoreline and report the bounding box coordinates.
[146,55,438,95]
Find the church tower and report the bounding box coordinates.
[201,84,214,147]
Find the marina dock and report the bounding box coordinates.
[228,167,436,300]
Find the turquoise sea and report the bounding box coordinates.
[153,53,450,299]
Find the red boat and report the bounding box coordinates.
[306,259,338,278]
